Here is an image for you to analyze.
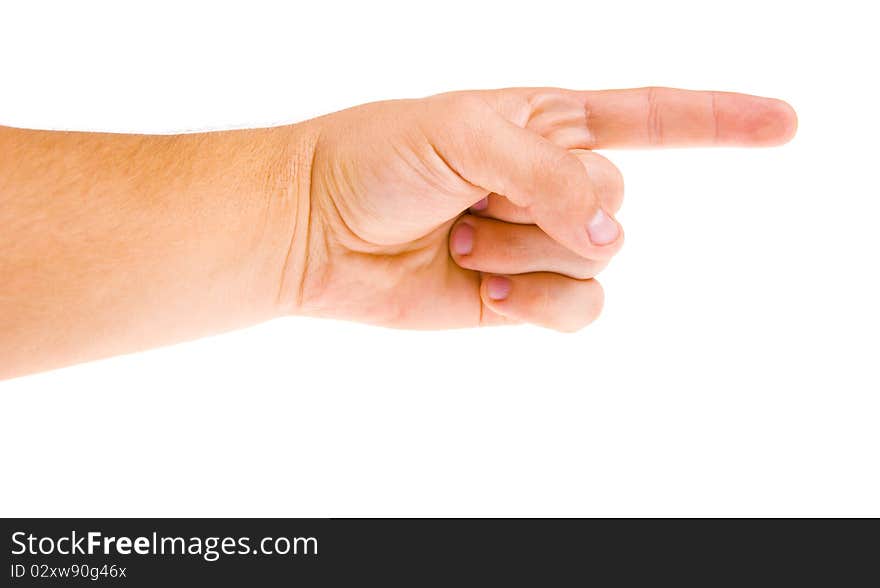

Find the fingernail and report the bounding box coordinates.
[587,209,619,246]
[486,276,512,301]
[451,222,474,255]
[471,197,489,211]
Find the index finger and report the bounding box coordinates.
[580,87,797,149]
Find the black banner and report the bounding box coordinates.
[1,519,875,585]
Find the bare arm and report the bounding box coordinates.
[0,124,315,378]
[0,87,796,380]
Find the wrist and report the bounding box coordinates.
[270,120,322,317]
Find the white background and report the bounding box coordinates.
[1,0,878,517]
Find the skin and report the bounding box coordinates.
[0,87,797,379]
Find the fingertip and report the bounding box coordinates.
[588,278,605,321]
[754,98,798,145]
[733,95,799,146]
[587,209,621,246]
[573,210,624,260]
[560,277,604,333]
[773,99,798,145]
[449,218,475,256]
[484,275,512,302]
[479,274,515,322]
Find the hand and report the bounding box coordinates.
[288,87,796,331]
[0,86,797,377]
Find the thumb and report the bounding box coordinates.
[430,99,622,259]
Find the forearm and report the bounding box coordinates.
[0,124,314,379]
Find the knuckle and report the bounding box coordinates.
[499,226,530,257]
[572,150,624,212]
[582,280,605,323]
[590,152,625,195]
[443,92,493,118]
[426,93,494,133]
[520,275,605,332]
[606,159,625,196]
[644,86,665,146]
[480,217,530,258]
[545,149,584,180]
[540,150,590,200]
[565,280,604,332]
[522,278,554,317]
[603,161,625,213]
